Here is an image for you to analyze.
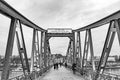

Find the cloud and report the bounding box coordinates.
[5,0,32,10]
[2,0,120,56]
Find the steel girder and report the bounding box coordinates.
[76,32,82,68]
[1,18,17,80]
[47,33,73,37]
[66,40,72,63]
[0,0,45,31]
[74,10,120,32]
[15,20,30,75]
[31,29,41,72]
[40,32,44,68]
[94,20,120,80]
[81,29,95,79]
[82,31,89,69]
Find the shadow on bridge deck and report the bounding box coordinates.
[36,66,86,80]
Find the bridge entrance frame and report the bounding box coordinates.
[46,29,76,64]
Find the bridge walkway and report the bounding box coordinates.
[36,66,86,80]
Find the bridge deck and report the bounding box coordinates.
[37,66,86,80]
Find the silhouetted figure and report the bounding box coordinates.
[54,63,59,70]
[59,62,62,67]
[56,63,58,69]
[72,63,76,74]
[65,63,67,68]
[54,63,56,69]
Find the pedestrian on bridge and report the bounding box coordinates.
[72,63,76,74]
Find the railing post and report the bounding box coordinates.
[1,18,17,80]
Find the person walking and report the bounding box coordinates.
[72,63,76,74]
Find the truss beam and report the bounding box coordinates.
[1,18,17,80]
[0,0,45,31]
[74,10,120,32]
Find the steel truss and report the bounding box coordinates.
[1,0,120,80]
[94,20,120,80]
[74,17,120,80]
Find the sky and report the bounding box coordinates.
[0,0,120,57]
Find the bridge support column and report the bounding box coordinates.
[66,40,72,63]
[1,18,17,80]
[72,32,76,63]
[30,29,36,72]
[44,32,47,68]
[76,32,82,68]
[47,41,51,66]
[80,30,95,79]
[94,20,120,80]
[16,20,30,75]
[40,32,44,68]
[87,29,95,71]
[31,29,41,72]
[82,31,89,69]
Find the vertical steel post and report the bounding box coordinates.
[78,32,82,68]
[44,31,47,68]
[19,21,30,73]
[82,30,89,69]
[1,18,17,80]
[75,32,79,64]
[94,21,115,80]
[47,41,51,66]
[30,29,36,72]
[87,29,96,71]
[40,32,44,68]
[72,31,76,63]
[115,19,120,45]
[16,31,26,75]
[36,31,41,69]
[66,40,72,63]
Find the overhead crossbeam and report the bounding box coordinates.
[0,0,45,31]
[47,33,73,37]
[74,10,120,32]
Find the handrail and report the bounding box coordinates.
[0,0,45,31]
[74,10,120,32]
[103,72,120,78]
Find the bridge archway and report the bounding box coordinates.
[44,28,76,66]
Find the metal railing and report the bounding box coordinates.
[8,65,53,80]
